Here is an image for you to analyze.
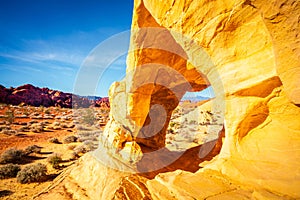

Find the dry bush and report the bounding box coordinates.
[0,148,25,164]
[52,121,60,127]
[76,125,90,131]
[16,163,47,184]
[73,145,88,155]
[1,129,18,136]
[0,125,10,132]
[63,135,77,144]
[73,141,97,155]
[18,126,29,132]
[30,123,44,133]
[67,144,77,150]
[67,123,75,128]
[24,145,42,155]
[47,153,62,169]
[0,164,21,179]
[81,108,96,125]
[52,126,61,130]
[28,120,38,125]
[5,109,15,124]
[61,123,68,128]
[77,130,99,142]
[70,152,80,160]
[48,137,61,144]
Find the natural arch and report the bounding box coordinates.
[97,0,300,197]
[36,0,300,199]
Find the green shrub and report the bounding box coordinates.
[16,163,47,184]
[0,164,21,179]
[47,153,62,169]
[63,135,77,144]
[0,148,25,164]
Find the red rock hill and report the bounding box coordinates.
[0,84,109,108]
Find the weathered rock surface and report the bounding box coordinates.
[36,0,300,199]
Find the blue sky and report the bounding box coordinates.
[0,0,132,96]
[0,0,213,98]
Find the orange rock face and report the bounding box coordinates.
[36,0,300,199]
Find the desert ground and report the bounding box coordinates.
[0,99,220,199]
[0,104,109,199]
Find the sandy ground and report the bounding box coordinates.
[0,105,106,200]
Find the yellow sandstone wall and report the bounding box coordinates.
[36,0,300,199]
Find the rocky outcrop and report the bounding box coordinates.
[0,84,109,108]
[36,0,300,199]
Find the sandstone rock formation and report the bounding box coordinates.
[35,0,300,199]
[0,84,109,108]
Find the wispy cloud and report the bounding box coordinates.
[0,28,130,96]
[0,64,42,73]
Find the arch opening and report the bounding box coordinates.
[165,87,223,152]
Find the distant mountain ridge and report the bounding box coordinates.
[181,95,210,102]
[0,84,109,108]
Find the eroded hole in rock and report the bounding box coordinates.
[165,87,223,151]
[137,86,225,179]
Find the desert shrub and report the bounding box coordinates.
[16,163,47,184]
[76,125,90,131]
[28,120,38,125]
[5,109,14,124]
[73,142,97,155]
[73,145,88,155]
[44,109,51,114]
[1,129,18,136]
[47,153,62,169]
[52,126,61,130]
[67,144,77,150]
[77,130,99,143]
[30,123,44,133]
[48,137,61,144]
[169,121,177,128]
[52,121,60,127]
[63,135,77,144]
[67,123,75,128]
[0,164,21,179]
[61,123,68,128]
[81,109,96,125]
[189,120,197,125]
[83,140,97,151]
[0,148,25,164]
[78,130,99,138]
[18,126,29,132]
[24,145,42,155]
[18,121,28,126]
[0,125,10,131]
